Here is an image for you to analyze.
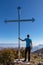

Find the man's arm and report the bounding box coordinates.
[19,38,25,41]
[30,41,32,49]
[31,41,32,46]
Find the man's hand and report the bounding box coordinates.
[30,43,32,50]
[18,38,25,41]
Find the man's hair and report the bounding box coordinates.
[27,34,30,37]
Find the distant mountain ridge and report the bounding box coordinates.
[32,44,43,52]
[33,48,43,53]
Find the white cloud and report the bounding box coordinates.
[32,40,43,46]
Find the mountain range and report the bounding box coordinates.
[32,44,43,52]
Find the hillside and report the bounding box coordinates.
[33,48,43,53]
[0,48,43,65]
[30,48,43,65]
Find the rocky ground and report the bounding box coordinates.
[14,53,43,65]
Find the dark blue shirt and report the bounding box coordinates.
[24,38,32,47]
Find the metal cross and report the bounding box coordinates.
[5,6,35,61]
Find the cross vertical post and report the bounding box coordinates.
[17,7,21,61]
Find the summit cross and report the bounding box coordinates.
[5,6,35,61]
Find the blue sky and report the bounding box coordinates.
[0,0,43,46]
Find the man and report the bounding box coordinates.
[19,34,32,63]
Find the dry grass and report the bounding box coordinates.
[30,53,43,65]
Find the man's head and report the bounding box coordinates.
[27,34,30,38]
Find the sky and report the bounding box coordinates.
[0,0,43,47]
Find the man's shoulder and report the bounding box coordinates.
[24,38,32,41]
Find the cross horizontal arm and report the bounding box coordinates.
[5,18,35,23]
